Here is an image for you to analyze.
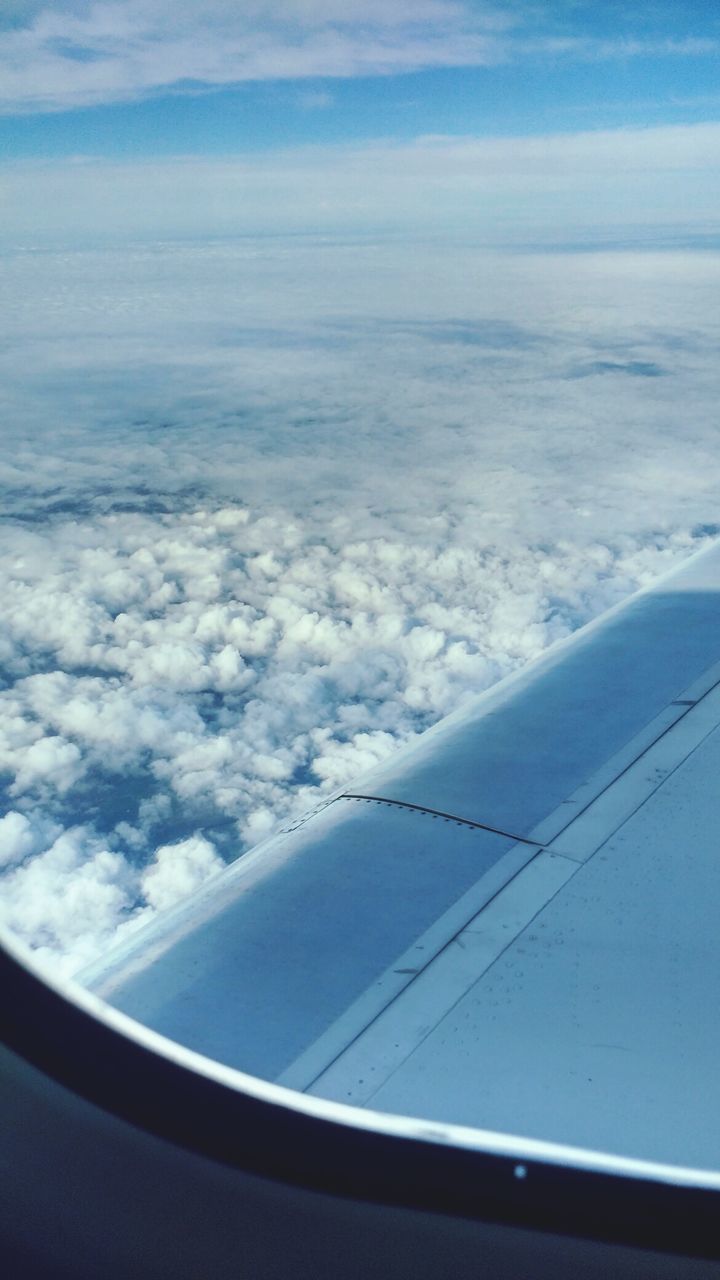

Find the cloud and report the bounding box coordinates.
[0,809,60,869]
[140,833,224,912]
[9,734,84,796]
[0,815,224,974]
[3,122,719,243]
[0,822,139,974]
[296,88,335,110]
[1,238,718,535]
[0,1,716,115]
[0,1,510,114]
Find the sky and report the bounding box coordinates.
[1,0,720,243]
[2,1,720,142]
[1,1,719,974]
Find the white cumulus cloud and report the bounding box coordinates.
[141,833,224,913]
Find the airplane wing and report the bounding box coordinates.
[80,536,720,1170]
[3,539,720,1276]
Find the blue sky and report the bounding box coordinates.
[1,1,719,157]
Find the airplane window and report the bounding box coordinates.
[2,6,720,1244]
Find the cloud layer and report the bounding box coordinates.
[3,123,720,243]
[2,239,718,531]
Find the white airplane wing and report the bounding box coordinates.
[80,537,720,1172]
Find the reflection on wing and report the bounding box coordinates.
[81,539,720,1169]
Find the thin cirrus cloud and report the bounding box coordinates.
[0,0,718,115]
[0,1,511,114]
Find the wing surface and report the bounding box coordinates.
[81,539,720,1168]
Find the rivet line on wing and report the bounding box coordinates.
[340,793,544,847]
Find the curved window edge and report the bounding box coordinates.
[1,927,720,1266]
